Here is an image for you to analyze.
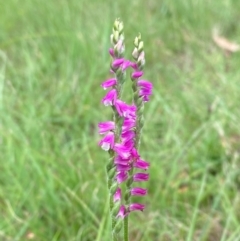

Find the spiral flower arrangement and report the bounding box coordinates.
[98,19,153,241]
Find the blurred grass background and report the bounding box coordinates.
[1,0,240,240]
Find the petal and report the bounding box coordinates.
[109,48,114,57]
[117,205,126,219]
[122,118,136,131]
[102,89,117,106]
[114,143,131,159]
[134,159,150,170]
[121,130,135,143]
[98,121,115,134]
[98,132,115,151]
[132,71,143,79]
[101,78,117,90]
[114,188,122,202]
[122,60,133,71]
[116,171,128,183]
[131,187,147,196]
[112,58,124,68]
[129,203,145,212]
[133,173,149,182]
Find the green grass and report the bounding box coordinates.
[1,0,240,240]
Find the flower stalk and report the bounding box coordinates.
[99,19,152,241]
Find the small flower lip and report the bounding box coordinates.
[98,132,115,151]
[102,89,117,106]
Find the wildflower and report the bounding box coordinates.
[112,58,125,68]
[116,164,131,172]
[117,205,126,219]
[122,60,133,71]
[114,155,129,165]
[102,89,117,106]
[101,78,117,90]
[114,188,122,202]
[131,71,143,79]
[130,187,147,196]
[129,203,145,212]
[133,173,149,182]
[122,118,135,131]
[99,19,152,239]
[99,132,115,151]
[134,159,150,170]
[114,143,131,159]
[121,130,135,143]
[109,48,114,57]
[116,171,128,183]
[98,121,115,134]
[115,100,136,118]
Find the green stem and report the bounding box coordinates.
[124,216,129,241]
[123,166,134,241]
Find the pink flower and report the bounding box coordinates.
[130,187,147,196]
[98,121,115,134]
[116,164,131,172]
[98,132,115,151]
[101,78,117,90]
[102,89,117,106]
[121,130,135,143]
[122,118,135,131]
[114,143,131,159]
[114,155,130,165]
[116,171,128,183]
[133,173,149,182]
[131,148,140,160]
[109,48,114,57]
[137,80,152,91]
[112,58,125,68]
[131,71,143,79]
[137,80,153,102]
[117,205,126,219]
[129,203,145,212]
[115,100,136,118]
[114,188,122,202]
[134,159,150,170]
[122,60,133,71]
